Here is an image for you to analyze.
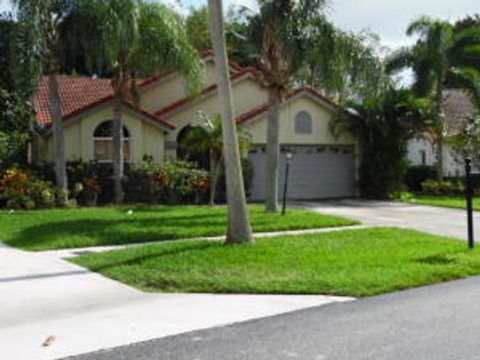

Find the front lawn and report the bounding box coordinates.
[0,205,357,251]
[72,227,480,297]
[404,194,478,211]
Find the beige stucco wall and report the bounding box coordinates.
[41,106,165,164]
[163,78,268,159]
[140,62,221,114]
[246,96,356,145]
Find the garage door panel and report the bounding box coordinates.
[249,145,355,201]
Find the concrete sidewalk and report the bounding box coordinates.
[0,245,352,360]
[41,224,367,259]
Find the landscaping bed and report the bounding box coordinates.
[0,205,357,251]
[71,227,480,297]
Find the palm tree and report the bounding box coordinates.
[386,16,480,180]
[246,0,326,212]
[181,112,251,206]
[208,0,253,244]
[332,89,433,198]
[80,0,203,204]
[12,0,71,205]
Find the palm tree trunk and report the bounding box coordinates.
[209,156,221,206]
[265,89,281,213]
[113,98,124,204]
[47,74,68,205]
[208,0,253,244]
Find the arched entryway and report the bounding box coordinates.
[176,125,210,170]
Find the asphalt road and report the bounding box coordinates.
[68,275,480,360]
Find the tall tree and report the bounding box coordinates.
[208,0,253,244]
[79,0,203,204]
[386,16,480,180]
[332,89,432,198]
[13,0,73,204]
[245,0,326,212]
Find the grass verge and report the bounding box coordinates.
[404,194,478,211]
[71,227,480,297]
[0,205,357,251]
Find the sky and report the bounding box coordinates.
[1,0,478,53]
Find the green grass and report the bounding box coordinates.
[71,227,480,297]
[0,205,357,251]
[404,194,479,211]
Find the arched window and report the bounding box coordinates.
[295,111,313,134]
[93,120,130,162]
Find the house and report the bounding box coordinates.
[32,52,359,201]
[407,89,476,177]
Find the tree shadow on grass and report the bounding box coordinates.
[6,215,230,250]
[80,241,220,274]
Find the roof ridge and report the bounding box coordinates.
[154,68,257,118]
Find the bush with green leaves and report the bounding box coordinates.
[0,168,66,209]
[421,179,465,196]
[405,165,437,192]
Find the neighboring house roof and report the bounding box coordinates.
[443,89,476,136]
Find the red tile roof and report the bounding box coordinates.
[34,76,113,125]
[34,76,175,130]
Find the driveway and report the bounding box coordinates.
[299,199,478,240]
[0,244,350,360]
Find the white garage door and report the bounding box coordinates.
[249,145,356,201]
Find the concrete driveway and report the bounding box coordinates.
[299,199,479,240]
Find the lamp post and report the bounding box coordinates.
[282,150,293,215]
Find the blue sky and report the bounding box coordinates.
[2,0,478,51]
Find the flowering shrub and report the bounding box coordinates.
[0,168,58,209]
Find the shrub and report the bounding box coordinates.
[421,179,465,196]
[405,165,437,192]
[163,160,209,204]
[123,157,209,205]
[0,168,60,209]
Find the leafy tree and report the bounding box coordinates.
[386,16,480,180]
[245,0,327,212]
[181,112,251,206]
[454,14,480,33]
[208,0,253,243]
[12,0,78,204]
[186,6,211,53]
[0,89,33,168]
[333,89,433,198]
[79,0,203,204]
[303,20,390,103]
[450,111,480,168]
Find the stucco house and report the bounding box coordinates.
[32,52,359,201]
[407,89,476,177]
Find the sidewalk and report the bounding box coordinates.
[0,244,353,360]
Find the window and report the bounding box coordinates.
[294,111,313,134]
[93,120,130,162]
[420,150,426,165]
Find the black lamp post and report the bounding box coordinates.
[282,150,293,215]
